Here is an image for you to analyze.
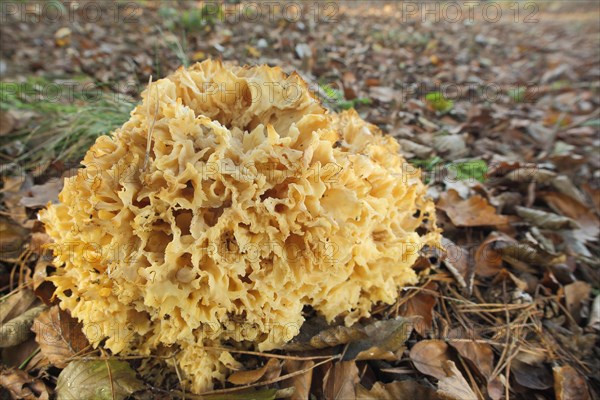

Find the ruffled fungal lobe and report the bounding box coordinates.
[40,60,439,392]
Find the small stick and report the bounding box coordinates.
[142,76,159,174]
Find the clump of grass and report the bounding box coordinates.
[1,76,135,170]
[159,3,223,33]
[425,91,454,113]
[319,83,371,111]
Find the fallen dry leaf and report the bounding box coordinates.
[1,336,49,371]
[436,361,477,400]
[399,282,438,336]
[282,359,314,400]
[448,336,494,380]
[588,295,600,331]
[474,232,517,277]
[441,237,473,292]
[0,110,15,136]
[409,340,451,380]
[563,281,592,325]
[356,380,439,400]
[0,367,50,400]
[19,179,63,208]
[0,215,30,262]
[284,318,367,351]
[55,360,144,400]
[553,365,591,400]
[309,324,368,350]
[0,288,37,323]
[516,206,579,230]
[227,358,281,385]
[322,361,359,400]
[0,305,46,348]
[542,191,600,242]
[437,189,509,227]
[343,317,415,361]
[512,359,553,390]
[31,306,89,368]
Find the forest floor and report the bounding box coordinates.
[0,1,599,399]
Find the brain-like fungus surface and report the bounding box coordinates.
[40,60,440,393]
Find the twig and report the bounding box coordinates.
[203,346,335,361]
[142,76,159,174]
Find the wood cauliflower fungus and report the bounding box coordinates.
[40,60,440,393]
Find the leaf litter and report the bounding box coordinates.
[0,2,599,399]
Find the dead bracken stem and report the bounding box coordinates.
[142,75,159,174]
[202,346,335,361]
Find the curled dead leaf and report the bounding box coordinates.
[343,317,415,361]
[0,289,37,323]
[19,179,63,208]
[356,380,439,400]
[0,367,50,400]
[31,306,89,368]
[0,216,30,262]
[512,359,553,390]
[399,283,438,336]
[542,191,599,242]
[323,361,359,400]
[284,318,367,351]
[441,237,473,292]
[282,359,314,400]
[228,358,281,386]
[553,365,591,400]
[474,232,516,278]
[515,206,579,230]
[448,335,494,380]
[310,325,368,350]
[0,306,46,348]
[437,189,509,227]
[563,281,591,325]
[409,340,450,380]
[437,361,477,400]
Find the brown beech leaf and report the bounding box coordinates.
[448,336,494,380]
[322,360,359,400]
[1,337,50,371]
[515,206,579,230]
[542,191,599,242]
[436,361,477,400]
[284,317,367,351]
[356,380,439,400]
[31,306,89,368]
[0,215,30,262]
[0,367,50,400]
[410,340,451,380]
[553,365,591,400]
[399,283,438,336]
[227,358,281,385]
[0,288,37,323]
[441,237,473,292]
[19,179,63,208]
[0,305,46,348]
[437,189,509,227]
[282,359,314,400]
[563,281,592,325]
[309,324,368,349]
[512,359,553,390]
[56,360,144,400]
[343,317,415,361]
[474,232,516,278]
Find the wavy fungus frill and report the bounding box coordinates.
[39,60,440,393]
